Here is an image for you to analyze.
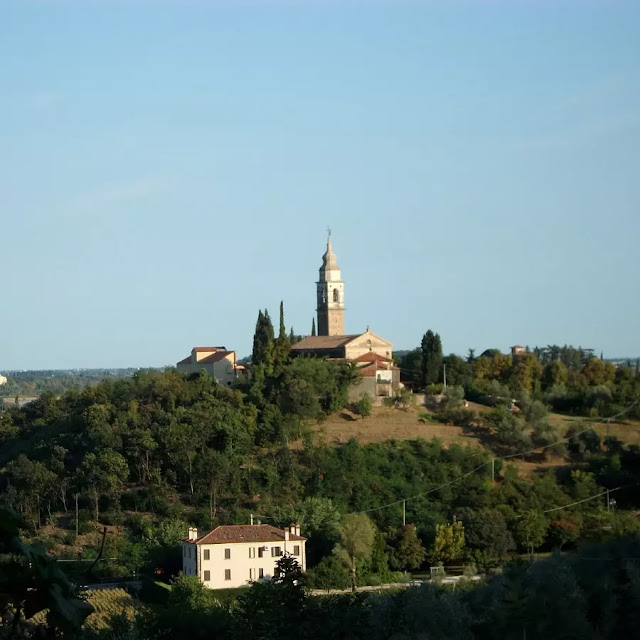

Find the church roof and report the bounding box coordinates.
[291,334,360,350]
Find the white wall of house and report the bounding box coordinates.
[182,539,306,590]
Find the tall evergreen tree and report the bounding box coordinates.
[278,301,286,340]
[311,318,317,336]
[421,330,443,386]
[252,309,275,367]
[289,327,296,345]
[274,301,291,365]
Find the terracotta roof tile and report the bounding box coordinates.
[177,356,192,365]
[193,346,226,352]
[290,334,360,350]
[352,352,392,363]
[185,524,306,545]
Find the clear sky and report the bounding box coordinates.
[2,0,639,370]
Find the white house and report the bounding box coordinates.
[181,524,306,590]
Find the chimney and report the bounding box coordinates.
[295,525,300,537]
[188,527,198,541]
[284,528,290,541]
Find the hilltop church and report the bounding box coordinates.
[291,237,400,400]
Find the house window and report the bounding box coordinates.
[258,547,264,558]
[204,570,210,581]
[224,548,231,560]
[249,568,253,580]
[271,546,282,557]
[183,546,186,557]
[225,569,231,581]
[249,547,255,559]
[204,549,210,560]
[259,568,264,579]
[333,288,339,302]
[188,547,191,559]
[293,545,300,556]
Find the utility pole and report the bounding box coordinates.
[250,513,254,526]
[491,459,495,484]
[403,500,406,526]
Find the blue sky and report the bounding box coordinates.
[2,0,639,369]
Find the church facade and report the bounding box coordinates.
[290,237,400,400]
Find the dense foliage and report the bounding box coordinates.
[74,537,640,640]
[2,323,640,639]
[398,338,640,419]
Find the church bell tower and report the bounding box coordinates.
[316,234,345,336]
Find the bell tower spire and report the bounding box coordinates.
[316,233,345,336]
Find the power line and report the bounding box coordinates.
[543,488,620,514]
[353,400,639,518]
[358,463,489,515]
[261,401,639,524]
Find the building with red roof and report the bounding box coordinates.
[182,524,306,589]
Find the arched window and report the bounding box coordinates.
[333,288,339,303]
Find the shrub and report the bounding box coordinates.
[350,393,372,420]
[305,555,351,590]
[77,509,95,535]
[437,408,476,429]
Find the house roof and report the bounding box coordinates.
[290,334,360,350]
[199,350,234,364]
[352,352,393,363]
[359,365,377,377]
[186,524,306,545]
[177,356,192,365]
[193,346,226,352]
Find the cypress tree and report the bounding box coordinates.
[252,309,275,367]
[278,301,286,340]
[311,318,317,336]
[274,301,291,364]
[421,330,443,386]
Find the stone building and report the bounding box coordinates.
[176,346,243,386]
[316,236,345,336]
[290,237,400,400]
